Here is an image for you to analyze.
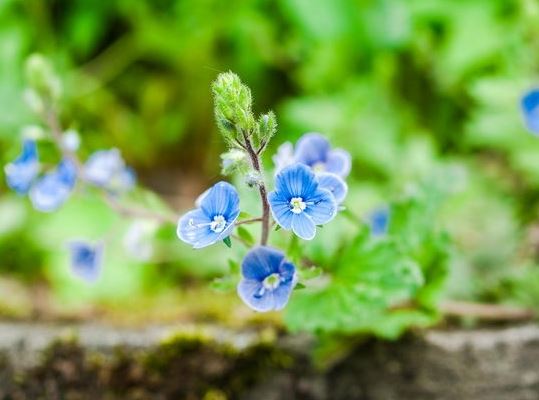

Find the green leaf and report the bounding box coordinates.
[236,226,255,247]
[239,211,253,220]
[274,224,281,232]
[294,282,307,290]
[210,277,235,293]
[223,236,232,248]
[228,259,240,275]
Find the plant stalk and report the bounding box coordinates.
[242,132,270,245]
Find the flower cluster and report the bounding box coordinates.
[177,127,352,311]
[5,136,136,282]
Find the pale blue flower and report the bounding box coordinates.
[4,139,39,195]
[29,159,77,212]
[317,172,348,204]
[280,133,351,178]
[177,181,240,249]
[123,221,156,261]
[237,246,297,312]
[68,241,103,283]
[268,163,337,240]
[83,148,135,193]
[369,207,390,236]
[272,141,295,172]
[521,89,539,134]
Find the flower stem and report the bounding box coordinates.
[242,132,270,245]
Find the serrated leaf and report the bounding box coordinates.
[223,236,232,248]
[236,226,255,246]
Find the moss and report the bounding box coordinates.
[0,330,296,399]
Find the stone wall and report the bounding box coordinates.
[0,322,538,399]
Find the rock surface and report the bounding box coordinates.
[0,322,538,399]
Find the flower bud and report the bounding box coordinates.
[25,54,61,101]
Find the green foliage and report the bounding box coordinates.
[285,185,450,339]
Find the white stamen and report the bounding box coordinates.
[210,215,227,233]
[263,273,281,290]
[290,197,307,214]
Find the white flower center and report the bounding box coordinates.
[210,215,227,233]
[290,197,307,214]
[263,273,281,290]
[312,162,326,173]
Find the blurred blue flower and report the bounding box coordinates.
[83,149,135,193]
[4,139,39,195]
[268,163,337,240]
[237,246,297,312]
[29,159,77,212]
[317,172,348,204]
[123,221,157,261]
[369,207,390,236]
[272,141,295,172]
[521,89,539,134]
[294,133,351,177]
[68,241,103,283]
[177,181,240,248]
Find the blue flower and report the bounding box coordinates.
[317,172,348,204]
[29,159,77,212]
[237,246,297,312]
[272,141,295,172]
[369,207,390,236]
[521,89,539,134]
[177,181,240,249]
[268,163,337,240]
[276,133,351,178]
[4,139,39,195]
[68,241,104,283]
[83,149,135,193]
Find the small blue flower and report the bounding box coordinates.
[4,139,39,195]
[177,181,240,249]
[521,89,539,134]
[29,159,77,212]
[83,149,135,193]
[369,207,390,236]
[317,172,348,204]
[237,246,297,312]
[268,163,337,240]
[68,241,104,283]
[293,133,351,178]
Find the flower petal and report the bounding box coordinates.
[5,139,39,195]
[369,207,390,236]
[522,89,539,134]
[241,246,284,281]
[271,274,296,310]
[326,148,352,177]
[294,133,330,166]
[317,172,348,204]
[267,191,293,230]
[177,208,219,248]
[272,141,295,173]
[200,181,240,220]
[305,187,337,225]
[291,213,316,240]
[275,163,318,200]
[68,241,104,283]
[29,159,76,213]
[237,279,274,312]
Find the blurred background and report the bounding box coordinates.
[1,0,539,327]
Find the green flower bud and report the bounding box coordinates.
[25,54,61,102]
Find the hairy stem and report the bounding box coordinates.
[242,132,270,245]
